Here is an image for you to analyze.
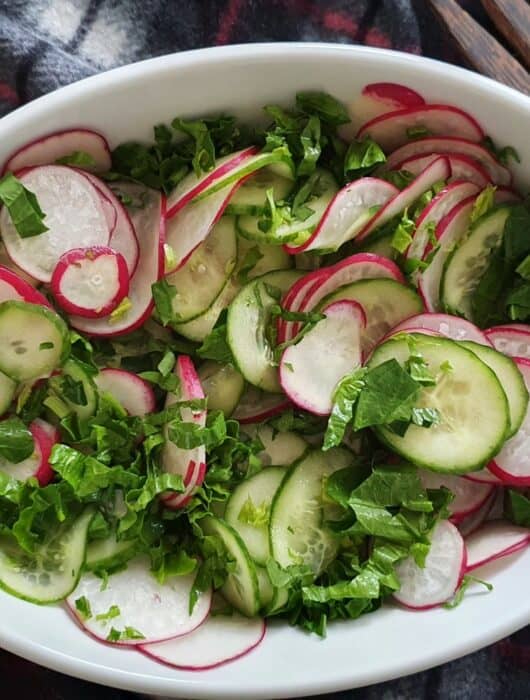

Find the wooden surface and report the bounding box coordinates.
[480,0,530,69]
[427,0,530,95]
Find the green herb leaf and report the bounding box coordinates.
[470,185,496,224]
[295,92,350,126]
[95,604,121,622]
[505,489,530,527]
[152,278,177,326]
[237,496,270,528]
[323,368,367,450]
[56,151,97,168]
[75,596,92,620]
[0,173,48,238]
[196,313,234,365]
[444,574,493,609]
[0,417,34,463]
[344,139,386,180]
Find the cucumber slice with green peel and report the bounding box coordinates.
[237,169,338,246]
[367,334,510,473]
[198,361,244,416]
[173,278,240,342]
[0,300,70,381]
[227,269,303,393]
[165,216,237,323]
[0,371,16,416]
[241,423,307,466]
[49,358,98,420]
[201,516,260,617]
[225,466,286,566]
[255,565,274,609]
[441,207,511,319]
[459,340,529,438]
[358,231,396,259]
[85,533,137,571]
[237,236,293,277]
[264,585,289,615]
[269,448,354,575]
[225,168,294,216]
[0,508,93,604]
[319,278,424,353]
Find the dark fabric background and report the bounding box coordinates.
[0,1,528,698]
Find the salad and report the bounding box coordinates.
[0,81,528,671]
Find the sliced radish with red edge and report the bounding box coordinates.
[457,489,497,537]
[465,521,530,572]
[390,313,491,345]
[0,418,57,486]
[418,470,494,523]
[232,386,291,424]
[0,265,50,307]
[485,325,530,359]
[464,467,504,485]
[2,128,111,175]
[362,83,426,110]
[395,154,491,188]
[94,368,155,416]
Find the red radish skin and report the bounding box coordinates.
[405,181,479,261]
[390,313,491,345]
[356,157,451,243]
[395,153,492,188]
[362,83,426,109]
[382,136,511,185]
[69,185,165,337]
[2,128,112,175]
[280,300,365,416]
[357,105,484,152]
[281,253,404,342]
[166,146,259,218]
[457,489,498,537]
[393,520,467,610]
[494,187,521,204]
[0,264,50,307]
[464,467,504,485]
[82,173,140,277]
[140,612,266,671]
[94,368,156,416]
[160,460,196,503]
[465,521,530,572]
[0,418,56,486]
[382,326,442,342]
[418,470,494,523]
[232,390,292,424]
[284,178,399,254]
[489,359,530,485]
[51,246,129,318]
[93,187,117,235]
[485,325,530,359]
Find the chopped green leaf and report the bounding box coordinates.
[470,185,496,224]
[0,173,48,238]
[237,496,270,528]
[295,91,350,126]
[152,279,177,326]
[0,417,34,463]
[444,574,493,609]
[95,604,121,622]
[344,139,386,180]
[56,151,97,168]
[75,596,92,620]
[323,368,367,450]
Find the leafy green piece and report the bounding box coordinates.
[406,125,430,139]
[380,170,415,190]
[0,173,48,238]
[482,136,520,166]
[298,116,322,177]
[168,411,227,451]
[323,369,367,450]
[0,417,34,463]
[405,354,436,386]
[95,604,121,622]
[504,489,530,527]
[295,92,350,126]
[151,550,197,584]
[196,313,234,364]
[75,596,92,620]
[56,151,97,168]
[443,574,493,609]
[172,117,216,176]
[237,245,264,284]
[343,139,386,180]
[470,184,496,224]
[151,278,177,326]
[106,626,145,642]
[390,209,415,253]
[237,496,270,528]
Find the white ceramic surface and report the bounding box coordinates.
[0,43,529,699]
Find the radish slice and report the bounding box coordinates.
[464,467,504,485]
[395,154,492,188]
[161,356,206,509]
[140,604,265,670]
[418,196,475,312]
[232,386,291,424]
[489,359,530,485]
[280,253,404,342]
[166,146,259,217]
[165,181,241,271]
[0,264,50,307]
[390,313,491,345]
[94,368,155,416]
[96,190,117,235]
[494,187,521,204]
[457,489,497,536]
[383,326,442,342]
[357,105,484,153]
[405,181,479,261]
[383,137,511,185]
[485,325,530,359]
[356,157,451,243]
[69,183,165,337]
[280,300,365,416]
[0,166,112,283]
[418,470,494,523]
[66,555,211,645]
[394,520,466,609]
[284,178,398,254]
[82,174,140,277]
[0,418,56,486]
[2,128,111,175]
[362,83,426,109]
[465,521,530,572]
[51,247,129,318]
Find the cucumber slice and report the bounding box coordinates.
[85,533,137,571]
[368,334,510,473]
[265,585,289,615]
[0,300,70,381]
[241,423,307,466]
[165,216,237,323]
[441,207,511,319]
[269,448,353,575]
[459,340,529,438]
[198,361,245,416]
[320,278,424,352]
[201,516,260,617]
[49,358,98,420]
[237,169,338,246]
[237,236,292,277]
[358,231,396,259]
[0,508,93,603]
[255,565,274,609]
[173,278,240,342]
[227,269,302,393]
[225,168,294,216]
[0,371,16,416]
[225,466,286,566]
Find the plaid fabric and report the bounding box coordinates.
[0,1,528,698]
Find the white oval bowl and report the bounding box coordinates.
[0,43,529,699]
